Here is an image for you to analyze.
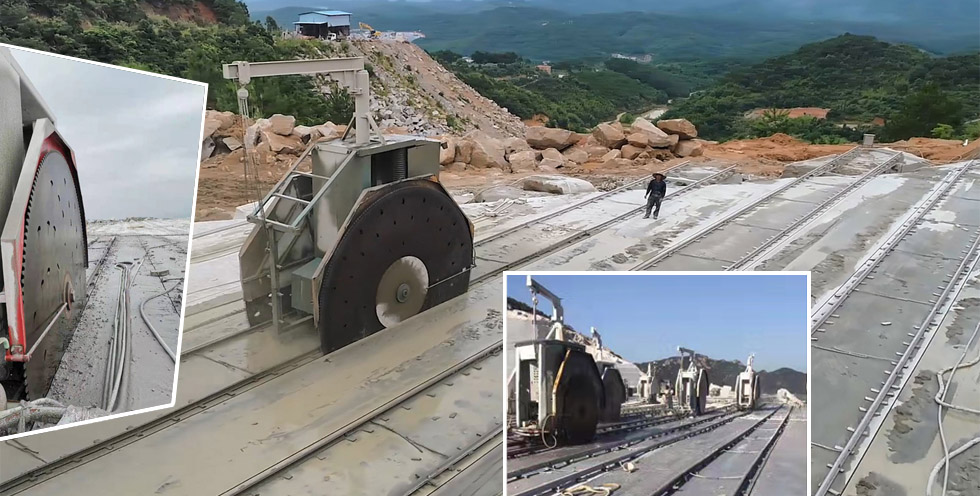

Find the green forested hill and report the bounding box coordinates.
[256,3,979,62]
[0,0,351,125]
[439,52,670,131]
[664,35,980,141]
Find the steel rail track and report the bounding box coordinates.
[471,165,738,283]
[474,160,692,246]
[809,160,978,335]
[814,165,980,495]
[222,344,503,495]
[508,409,739,480]
[728,151,904,271]
[85,236,116,288]
[397,425,504,496]
[0,345,321,493]
[506,412,684,459]
[509,410,766,496]
[661,406,792,496]
[630,146,864,270]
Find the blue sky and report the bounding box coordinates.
[506,273,808,372]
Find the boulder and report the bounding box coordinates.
[261,128,302,154]
[601,158,634,168]
[313,123,339,141]
[473,185,526,203]
[674,139,704,157]
[600,149,622,162]
[525,127,580,150]
[631,118,674,148]
[562,147,589,164]
[439,137,456,166]
[244,118,271,147]
[503,137,533,157]
[592,123,627,149]
[268,114,296,136]
[621,144,645,160]
[201,136,216,159]
[508,150,539,171]
[222,136,243,151]
[455,140,474,164]
[203,110,236,138]
[626,133,648,148]
[656,118,698,139]
[541,148,566,165]
[462,130,508,171]
[523,175,597,195]
[538,158,564,171]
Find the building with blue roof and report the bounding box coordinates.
[294,10,352,39]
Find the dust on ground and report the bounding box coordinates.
[886,370,942,463]
[855,471,908,496]
[48,219,188,413]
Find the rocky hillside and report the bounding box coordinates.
[637,356,807,396]
[347,40,525,139]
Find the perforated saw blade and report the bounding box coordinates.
[21,150,87,399]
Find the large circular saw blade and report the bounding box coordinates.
[318,179,473,355]
[22,150,87,399]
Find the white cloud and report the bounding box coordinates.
[9,47,206,219]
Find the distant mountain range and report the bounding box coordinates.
[249,0,978,59]
[637,356,807,396]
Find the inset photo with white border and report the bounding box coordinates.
[504,271,809,495]
[1,44,205,440]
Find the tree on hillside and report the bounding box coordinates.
[264,16,280,34]
[471,51,520,64]
[883,84,965,141]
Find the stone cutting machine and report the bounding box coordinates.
[0,47,88,402]
[510,276,626,444]
[674,346,709,416]
[224,57,474,354]
[735,353,761,410]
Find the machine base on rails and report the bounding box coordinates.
[0,48,88,402]
[735,354,761,410]
[512,340,606,445]
[227,57,475,357]
[238,135,474,355]
[675,346,709,416]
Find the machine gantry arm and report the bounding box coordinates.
[527,275,564,324]
[678,346,698,371]
[222,57,375,145]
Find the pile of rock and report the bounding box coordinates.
[589,117,704,167]
[201,110,346,170]
[439,118,704,172]
[438,127,585,173]
[201,109,705,177]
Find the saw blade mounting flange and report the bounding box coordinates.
[375,255,429,328]
[317,179,473,355]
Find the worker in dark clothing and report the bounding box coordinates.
[644,172,667,219]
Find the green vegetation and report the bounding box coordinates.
[664,35,980,142]
[435,51,672,131]
[260,4,978,64]
[0,0,352,125]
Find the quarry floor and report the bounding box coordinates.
[2,149,976,495]
[46,219,189,416]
